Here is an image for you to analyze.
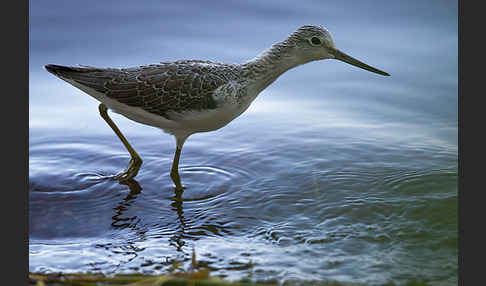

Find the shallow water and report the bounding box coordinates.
[29,1,457,285]
[29,106,457,284]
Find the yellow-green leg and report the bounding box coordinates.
[98,103,143,181]
[170,146,185,190]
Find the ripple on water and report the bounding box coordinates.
[29,136,260,253]
[29,127,457,284]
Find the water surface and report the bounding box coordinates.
[29,1,457,285]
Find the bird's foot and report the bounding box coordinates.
[113,157,143,182]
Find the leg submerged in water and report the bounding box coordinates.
[98,103,143,181]
[170,135,189,191]
[170,146,184,190]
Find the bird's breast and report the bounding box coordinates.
[173,98,253,133]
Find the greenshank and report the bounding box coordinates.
[45,25,389,190]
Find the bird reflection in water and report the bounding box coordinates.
[105,179,237,272]
[111,179,143,229]
[110,179,188,253]
[100,179,190,271]
[168,187,186,252]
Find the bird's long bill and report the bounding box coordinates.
[330,48,390,76]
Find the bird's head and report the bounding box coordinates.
[287,25,389,76]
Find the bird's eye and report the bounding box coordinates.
[310,37,321,45]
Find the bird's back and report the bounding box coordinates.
[45,60,243,121]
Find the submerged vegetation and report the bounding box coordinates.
[28,248,432,286]
[29,248,257,286]
[28,272,433,286]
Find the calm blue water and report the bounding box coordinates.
[29,1,457,285]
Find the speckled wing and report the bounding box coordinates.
[45,60,236,120]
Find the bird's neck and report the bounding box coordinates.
[241,41,304,95]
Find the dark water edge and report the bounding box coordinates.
[28,272,437,286]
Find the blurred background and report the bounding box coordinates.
[29,1,457,285]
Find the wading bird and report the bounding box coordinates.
[45,25,389,190]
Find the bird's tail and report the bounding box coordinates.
[44,64,113,95]
[44,64,103,78]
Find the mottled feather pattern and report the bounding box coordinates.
[46,60,244,120]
